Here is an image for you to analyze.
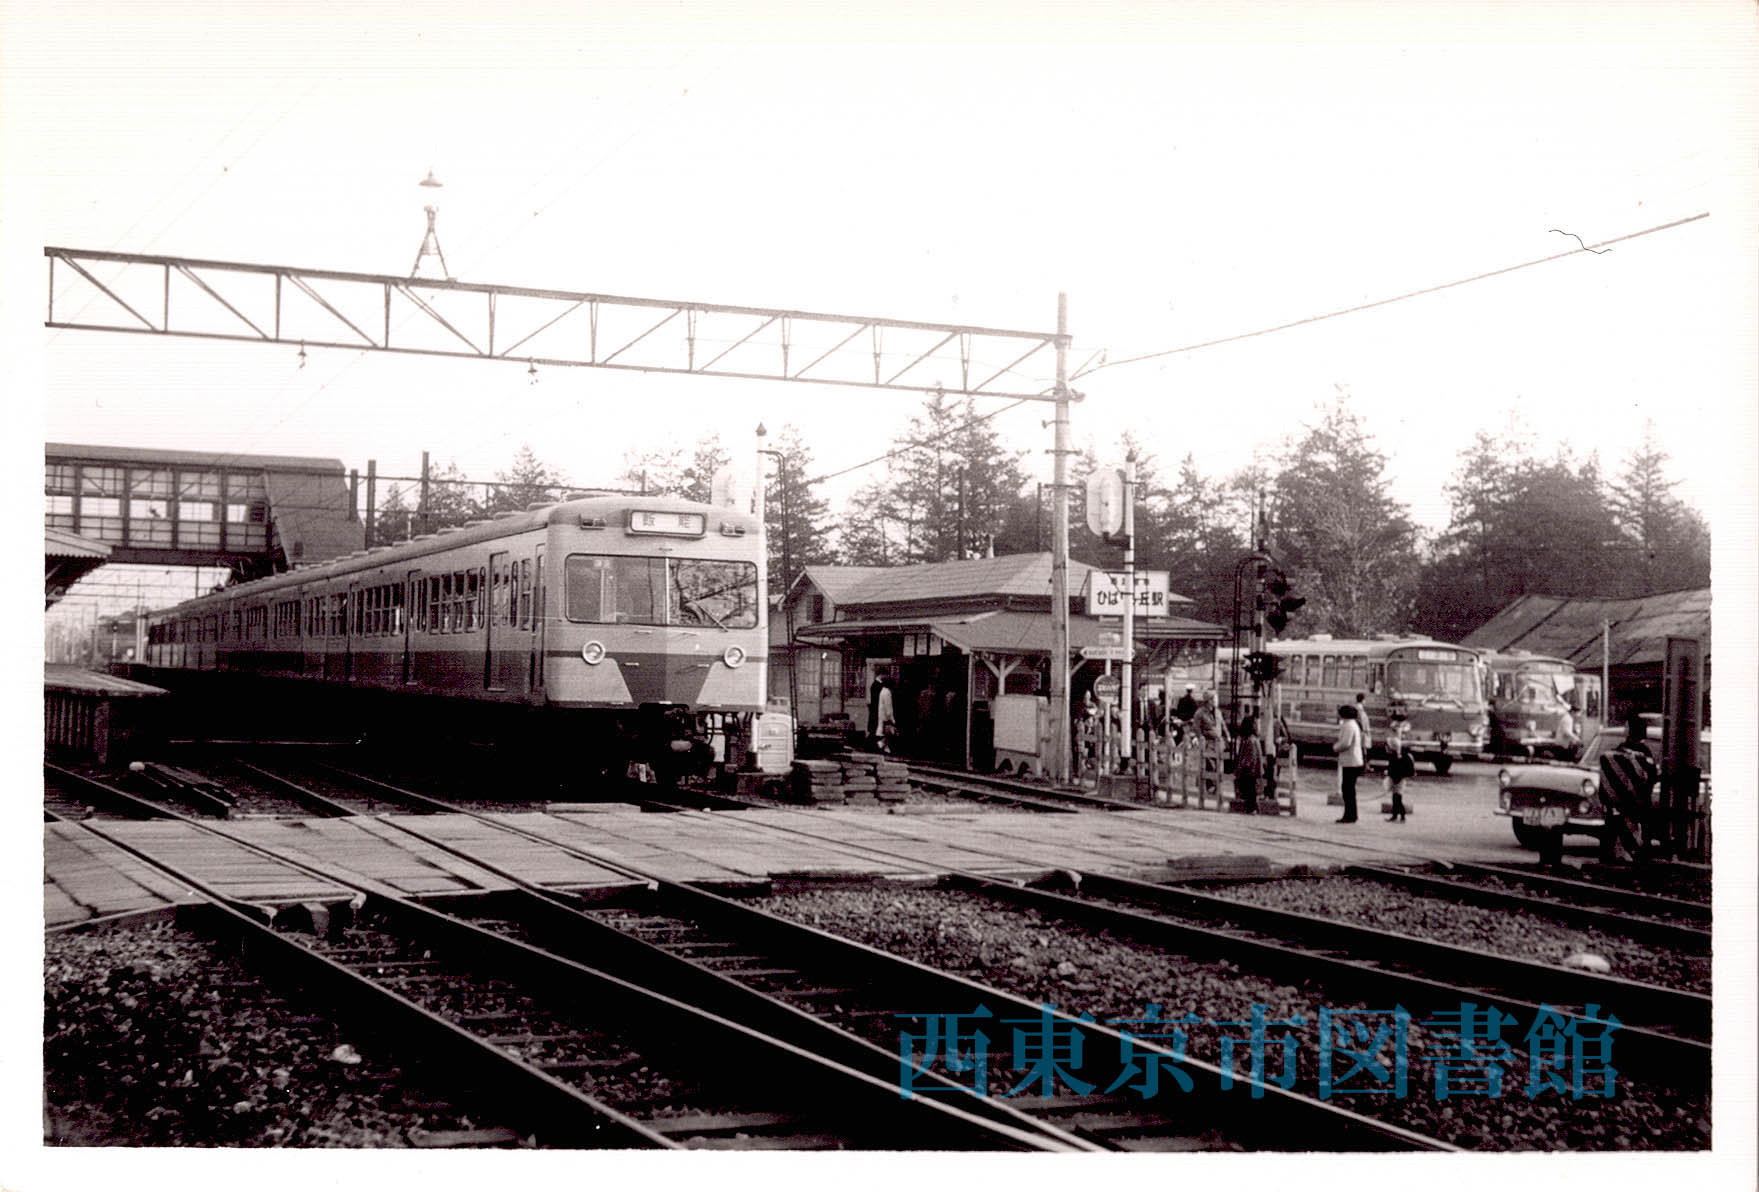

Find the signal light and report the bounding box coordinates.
[1263,569,1305,634]
[1245,651,1281,683]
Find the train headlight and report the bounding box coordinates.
[722,645,747,668]
[581,640,607,666]
[1497,768,1511,790]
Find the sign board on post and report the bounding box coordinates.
[1085,570,1172,616]
[1080,644,1130,662]
[1092,674,1121,704]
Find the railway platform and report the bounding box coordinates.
[45,777,1541,928]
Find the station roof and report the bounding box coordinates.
[800,553,1170,613]
[44,664,167,698]
[45,527,111,560]
[1461,589,1711,669]
[47,442,347,474]
[795,608,1225,657]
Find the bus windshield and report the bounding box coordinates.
[1496,668,1573,708]
[1387,659,1477,700]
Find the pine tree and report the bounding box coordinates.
[617,442,685,495]
[486,444,566,514]
[763,425,834,592]
[1268,396,1418,637]
[680,435,731,505]
[839,479,901,565]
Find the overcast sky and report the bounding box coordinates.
[10,1,1755,545]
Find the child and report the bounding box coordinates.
[1384,714,1414,822]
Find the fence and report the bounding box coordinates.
[1074,716,1296,813]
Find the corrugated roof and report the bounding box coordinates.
[810,553,1106,609]
[48,443,348,473]
[45,527,112,559]
[262,469,363,566]
[44,664,168,697]
[1461,589,1711,668]
[794,565,891,605]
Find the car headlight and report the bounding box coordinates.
[581,640,607,665]
[1498,768,1511,789]
[1580,777,1597,800]
[722,644,746,668]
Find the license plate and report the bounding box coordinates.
[1523,807,1567,828]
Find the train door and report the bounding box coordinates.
[485,552,506,691]
[344,582,359,682]
[403,570,420,685]
[530,546,545,692]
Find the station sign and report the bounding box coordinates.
[1080,644,1131,662]
[1085,570,1172,615]
[1092,674,1122,704]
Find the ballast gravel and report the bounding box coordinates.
[763,884,1709,1151]
[1202,876,1709,993]
[44,919,504,1147]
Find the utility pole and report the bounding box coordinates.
[419,451,431,536]
[1050,293,1072,784]
[1120,450,1136,765]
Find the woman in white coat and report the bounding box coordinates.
[1333,704,1364,823]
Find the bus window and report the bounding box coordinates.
[1287,655,1304,685]
[1348,658,1366,692]
[1322,655,1339,688]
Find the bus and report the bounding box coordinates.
[1477,649,1602,760]
[1250,636,1488,774]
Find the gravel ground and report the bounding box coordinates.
[1200,876,1709,993]
[1449,871,1711,927]
[45,919,508,1146]
[761,884,1709,1151]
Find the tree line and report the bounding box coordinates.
[374,392,1708,644]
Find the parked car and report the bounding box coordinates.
[1495,720,1708,850]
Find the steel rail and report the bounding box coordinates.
[50,760,1060,1150]
[374,817,1098,1151]
[1072,871,1710,1040]
[1443,862,1711,925]
[498,785,1708,1092]
[54,759,1062,1153]
[978,872,1709,1091]
[301,765,1447,1152]
[1341,864,1711,953]
[53,815,675,1148]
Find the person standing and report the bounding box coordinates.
[1193,691,1228,797]
[1384,714,1413,822]
[867,673,883,748]
[1354,691,1373,761]
[1334,704,1364,823]
[875,678,898,754]
[1233,714,1265,813]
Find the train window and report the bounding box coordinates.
[671,560,759,628]
[564,555,660,624]
[519,559,533,629]
[428,576,441,633]
[466,569,482,631]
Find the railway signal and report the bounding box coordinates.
[1264,570,1304,635]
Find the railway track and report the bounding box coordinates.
[370,816,1437,1152]
[41,775,1068,1149]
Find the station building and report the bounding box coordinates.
[768,552,1226,769]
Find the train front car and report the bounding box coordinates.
[542,495,767,782]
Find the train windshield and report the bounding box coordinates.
[1386,656,1477,700]
[564,554,757,628]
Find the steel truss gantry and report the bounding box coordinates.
[45,246,1062,402]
